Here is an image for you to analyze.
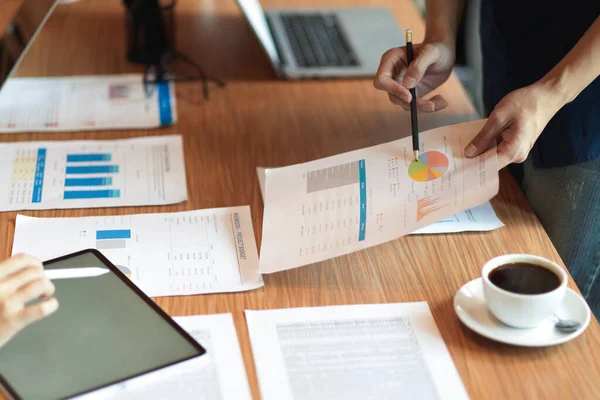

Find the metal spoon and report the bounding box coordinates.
[554,315,581,333]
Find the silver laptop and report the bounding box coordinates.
[236,0,404,79]
[0,0,57,89]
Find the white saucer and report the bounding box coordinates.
[454,278,591,347]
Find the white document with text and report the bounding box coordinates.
[12,207,262,297]
[245,302,468,400]
[259,120,498,273]
[0,135,187,211]
[0,74,176,132]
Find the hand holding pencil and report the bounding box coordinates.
[373,33,455,114]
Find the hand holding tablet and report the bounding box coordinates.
[0,254,58,348]
[0,249,206,400]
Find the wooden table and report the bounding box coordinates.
[1,1,599,399]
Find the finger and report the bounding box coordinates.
[403,44,442,89]
[426,94,448,111]
[0,254,43,279]
[0,266,46,298]
[496,140,514,170]
[11,278,55,305]
[13,297,59,330]
[417,94,448,112]
[374,48,412,103]
[388,94,411,110]
[465,112,512,158]
[496,138,529,170]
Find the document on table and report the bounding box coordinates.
[12,206,263,297]
[410,201,503,234]
[0,74,176,132]
[258,169,503,235]
[74,314,252,400]
[259,119,499,273]
[245,302,469,400]
[0,135,187,211]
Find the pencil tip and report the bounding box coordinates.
[406,30,413,43]
[413,150,419,161]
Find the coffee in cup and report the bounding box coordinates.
[482,254,567,328]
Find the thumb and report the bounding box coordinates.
[465,113,511,158]
[403,44,441,89]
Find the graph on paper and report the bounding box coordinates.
[0,75,176,133]
[260,120,499,273]
[12,207,263,297]
[408,151,449,182]
[0,136,187,211]
[417,197,447,222]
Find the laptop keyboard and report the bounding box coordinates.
[279,14,360,68]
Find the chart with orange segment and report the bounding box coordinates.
[408,151,449,182]
[259,120,499,273]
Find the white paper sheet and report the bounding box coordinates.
[0,135,187,211]
[245,302,468,400]
[258,169,503,235]
[74,314,252,400]
[410,201,503,234]
[0,74,176,132]
[12,206,263,297]
[259,120,498,273]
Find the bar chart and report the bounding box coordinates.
[96,229,131,250]
[0,135,187,211]
[63,153,121,200]
[12,207,262,297]
[417,197,446,222]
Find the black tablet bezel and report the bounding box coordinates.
[0,248,206,400]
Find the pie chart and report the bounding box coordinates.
[408,151,449,182]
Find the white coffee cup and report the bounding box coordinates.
[482,254,567,328]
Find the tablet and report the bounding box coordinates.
[0,249,206,400]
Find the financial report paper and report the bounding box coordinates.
[75,314,252,400]
[12,207,262,297]
[0,74,176,133]
[245,302,469,400]
[258,170,503,235]
[259,120,499,273]
[0,135,187,211]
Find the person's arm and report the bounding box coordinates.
[373,0,466,111]
[465,16,600,168]
[541,17,600,106]
[0,254,58,347]
[423,0,466,54]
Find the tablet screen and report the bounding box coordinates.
[0,250,205,400]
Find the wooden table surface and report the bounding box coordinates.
[1,1,599,399]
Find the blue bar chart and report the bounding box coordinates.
[66,154,112,162]
[63,152,121,200]
[96,229,131,250]
[1,135,187,211]
[65,177,113,187]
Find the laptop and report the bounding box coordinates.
[236,0,404,79]
[0,0,57,88]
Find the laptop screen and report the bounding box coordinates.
[236,0,281,71]
[0,0,57,89]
